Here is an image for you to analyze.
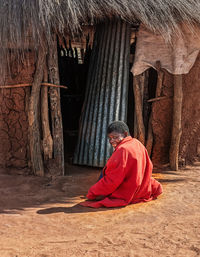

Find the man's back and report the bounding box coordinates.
[80,136,162,208]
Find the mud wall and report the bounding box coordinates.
[180,54,200,164]
[152,53,200,167]
[0,50,200,170]
[0,51,35,168]
[151,71,173,167]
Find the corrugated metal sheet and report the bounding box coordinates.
[73,20,130,167]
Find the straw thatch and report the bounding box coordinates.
[1,0,200,47]
[0,0,200,83]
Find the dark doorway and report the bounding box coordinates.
[127,28,137,137]
[57,37,92,163]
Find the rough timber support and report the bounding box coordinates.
[41,61,53,161]
[47,34,65,175]
[28,48,45,176]
[146,61,164,156]
[133,74,145,145]
[170,74,183,171]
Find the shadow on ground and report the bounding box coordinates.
[0,164,101,214]
[37,204,123,214]
[1,162,197,214]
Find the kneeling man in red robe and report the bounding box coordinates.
[80,121,162,208]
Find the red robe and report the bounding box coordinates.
[80,136,162,208]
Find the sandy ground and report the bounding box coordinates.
[0,163,200,257]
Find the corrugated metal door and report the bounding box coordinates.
[74,20,130,167]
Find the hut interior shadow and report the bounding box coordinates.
[57,36,92,164]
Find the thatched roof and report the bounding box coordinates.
[0,0,200,83]
[1,0,200,49]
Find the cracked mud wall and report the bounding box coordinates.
[0,49,200,170]
[180,54,200,164]
[152,53,200,167]
[151,70,173,167]
[0,51,35,168]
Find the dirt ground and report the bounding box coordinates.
[0,163,200,257]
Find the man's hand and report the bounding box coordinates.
[95,195,105,201]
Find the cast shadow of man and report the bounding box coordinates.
[37,203,122,215]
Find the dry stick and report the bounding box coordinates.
[133,74,145,145]
[48,34,65,176]
[0,83,67,89]
[133,72,145,138]
[143,70,150,137]
[146,61,164,156]
[147,96,170,103]
[146,115,153,156]
[155,61,164,99]
[169,75,183,170]
[28,48,45,176]
[133,81,138,138]
[41,60,53,161]
[25,85,31,168]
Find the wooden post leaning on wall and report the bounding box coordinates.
[25,82,31,168]
[133,74,145,145]
[169,74,183,170]
[146,61,164,156]
[133,73,146,139]
[47,34,65,175]
[143,70,150,132]
[41,61,53,160]
[28,48,46,176]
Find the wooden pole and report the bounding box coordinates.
[47,34,65,175]
[146,61,164,156]
[28,48,45,176]
[142,70,150,136]
[133,74,145,145]
[25,86,31,168]
[147,96,170,103]
[0,83,67,89]
[133,72,145,138]
[146,115,153,156]
[41,60,53,160]
[169,74,183,170]
[155,61,164,97]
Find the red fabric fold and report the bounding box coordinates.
[80,137,162,208]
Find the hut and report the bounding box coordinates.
[0,0,200,175]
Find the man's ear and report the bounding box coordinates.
[124,131,128,137]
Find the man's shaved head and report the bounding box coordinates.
[107,121,130,135]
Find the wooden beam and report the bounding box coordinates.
[143,70,150,132]
[155,61,164,97]
[169,74,183,170]
[0,83,67,89]
[146,61,164,156]
[133,74,145,145]
[147,96,170,103]
[25,86,31,168]
[41,60,53,161]
[28,48,45,176]
[47,34,65,175]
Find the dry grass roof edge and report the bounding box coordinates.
[0,0,200,48]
